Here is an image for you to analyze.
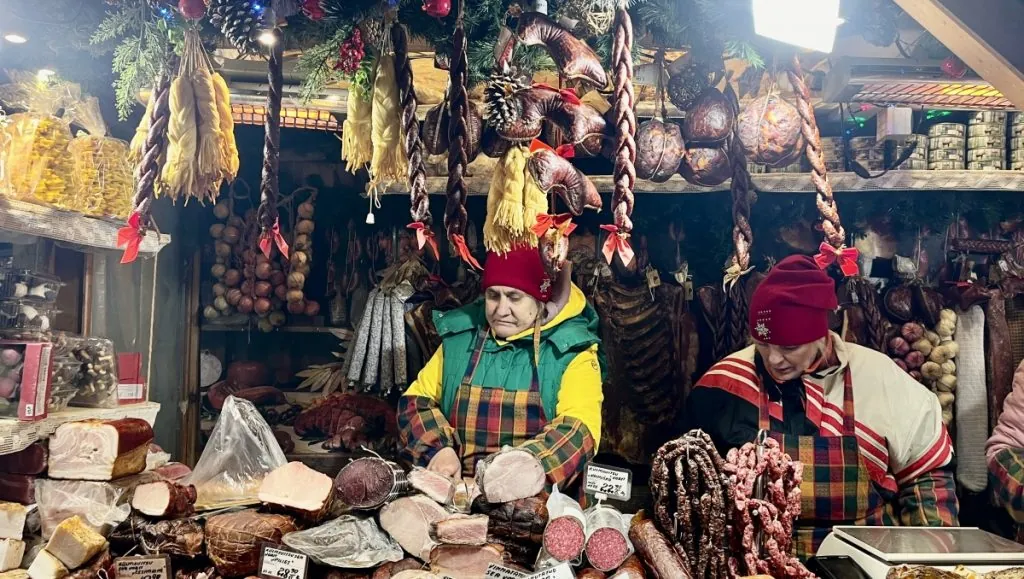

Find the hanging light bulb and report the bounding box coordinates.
[258,30,277,46]
[3,34,27,44]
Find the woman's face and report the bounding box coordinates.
[754,337,826,382]
[485,285,542,338]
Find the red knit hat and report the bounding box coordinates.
[749,254,837,346]
[481,246,552,302]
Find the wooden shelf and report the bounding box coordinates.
[0,401,160,455]
[201,324,353,338]
[376,170,1024,197]
[0,198,169,256]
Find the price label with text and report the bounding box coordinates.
[584,462,632,502]
[258,545,308,579]
[527,562,575,579]
[115,555,170,579]
[484,563,528,579]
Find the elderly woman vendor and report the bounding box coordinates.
[398,246,603,489]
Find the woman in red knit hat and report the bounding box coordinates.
[685,254,959,557]
[398,246,604,492]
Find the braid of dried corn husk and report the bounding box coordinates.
[212,71,239,182]
[342,81,373,173]
[192,67,224,202]
[369,53,408,191]
[160,75,197,201]
[129,88,155,164]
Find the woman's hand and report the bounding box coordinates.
[428,447,462,478]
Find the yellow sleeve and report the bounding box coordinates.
[403,345,444,401]
[555,344,603,451]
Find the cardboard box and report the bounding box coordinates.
[117,352,146,405]
[0,342,52,421]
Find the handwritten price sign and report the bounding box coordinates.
[584,463,632,502]
[114,555,170,579]
[484,563,528,579]
[526,562,575,579]
[258,545,308,579]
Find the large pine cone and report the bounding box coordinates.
[635,118,685,182]
[679,146,730,186]
[683,88,734,145]
[737,94,804,167]
[667,64,712,111]
[209,0,261,55]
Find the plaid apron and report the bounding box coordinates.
[449,327,549,476]
[758,368,889,558]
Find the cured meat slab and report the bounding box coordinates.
[132,481,197,518]
[48,419,153,481]
[0,540,24,572]
[476,449,545,504]
[205,510,297,577]
[44,516,107,569]
[379,495,449,561]
[0,476,34,505]
[258,461,334,521]
[432,515,488,546]
[408,469,455,505]
[428,544,504,579]
[0,504,26,541]
[27,550,67,579]
[0,443,47,476]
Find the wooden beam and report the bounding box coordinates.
[893,0,1024,109]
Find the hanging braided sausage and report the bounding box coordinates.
[444,3,475,266]
[132,68,171,232]
[391,23,429,227]
[725,84,755,353]
[788,55,844,250]
[610,3,636,243]
[257,28,284,239]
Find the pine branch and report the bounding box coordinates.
[295,25,353,104]
[724,40,764,69]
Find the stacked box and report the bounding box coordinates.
[892,134,928,170]
[820,137,845,172]
[927,123,966,170]
[966,111,1006,170]
[1011,113,1024,170]
[849,136,884,172]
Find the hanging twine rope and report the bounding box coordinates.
[788,55,845,250]
[391,22,430,227]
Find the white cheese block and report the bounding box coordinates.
[0,540,24,572]
[0,505,27,541]
[26,551,66,579]
[0,570,29,579]
[43,518,106,570]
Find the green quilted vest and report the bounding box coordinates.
[433,298,604,420]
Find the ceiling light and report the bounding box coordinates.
[3,34,27,44]
[36,69,55,82]
[258,31,276,46]
[752,0,842,53]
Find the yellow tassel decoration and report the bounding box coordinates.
[129,89,154,165]
[342,81,373,173]
[522,158,549,245]
[211,72,239,182]
[484,146,536,254]
[369,55,407,189]
[161,76,197,201]
[192,68,223,201]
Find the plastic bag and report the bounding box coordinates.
[583,502,634,571]
[0,72,75,205]
[184,395,287,510]
[68,96,132,217]
[282,514,404,568]
[536,485,587,568]
[35,472,159,539]
[70,335,119,408]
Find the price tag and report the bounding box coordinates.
[526,562,575,579]
[258,545,308,579]
[645,266,661,289]
[684,279,694,301]
[114,555,170,579]
[584,462,632,502]
[484,563,528,579]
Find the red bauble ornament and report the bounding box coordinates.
[301,0,325,20]
[334,29,365,75]
[941,56,967,79]
[423,0,451,18]
[178,0,206,20]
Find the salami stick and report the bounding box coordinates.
[257,29,284,243]
[444,1,476,267]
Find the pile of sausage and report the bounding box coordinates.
[722,438,814,579]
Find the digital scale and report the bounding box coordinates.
[813,527,1024,579]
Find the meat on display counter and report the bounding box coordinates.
[814,527,1024,578]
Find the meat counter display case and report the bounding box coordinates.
[0,197,170,455]
[814,526,1024,578]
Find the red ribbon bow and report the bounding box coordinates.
[531,83,581,106]
[450,234,482,270]
[813,242,860,277]
[600,224,634,266]
[258,218,290,260]
[531,213,577,237]
[529,139,575,159]
[116,212,144,265]
[407,222,440,261]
